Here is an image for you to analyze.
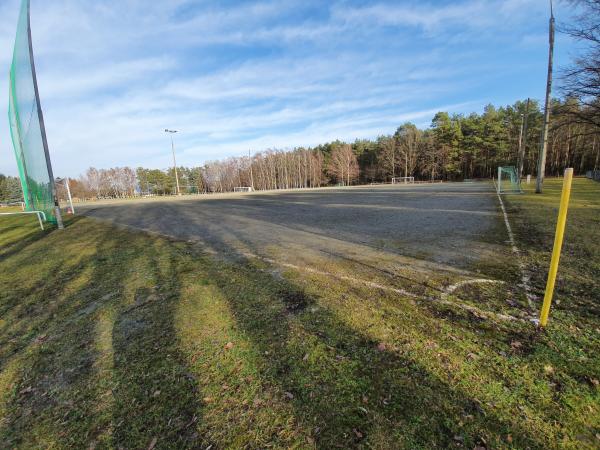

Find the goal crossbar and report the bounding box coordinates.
[392,177,415,184]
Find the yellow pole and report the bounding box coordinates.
[539,168,573,327]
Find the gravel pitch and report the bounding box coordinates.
[77,182,507,278]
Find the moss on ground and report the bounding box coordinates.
[0,181,599,449]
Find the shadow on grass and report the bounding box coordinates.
[0,221,201,449]
[186,227,546,449]
[0,217,563,449]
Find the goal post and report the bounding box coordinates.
[392,177,415,184]
[497,166,522,194]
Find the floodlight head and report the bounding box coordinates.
[165,129,178,134]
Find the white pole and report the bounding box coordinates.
[497,167,502,193]
[36,211,44,230]
[65,177,75,214]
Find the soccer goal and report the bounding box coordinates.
[497,166,522,194]
[392,177,415,184]
[234,186,253,192]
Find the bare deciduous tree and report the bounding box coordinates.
[327,144,359,186]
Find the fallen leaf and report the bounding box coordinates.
[284,391,294,400]
[302,353,309,361]
[33,334,48,345]
[153,390,161,397]
[506,434,513,444]
[353,429,363,439]
[224,342,234,350]
[544,365,554,375]
[376,342,387,352]
[203,397,213,404]
[147,437,157,450]
[510,341,522,350]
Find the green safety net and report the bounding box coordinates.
[8,0,57,223]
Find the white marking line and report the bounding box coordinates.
[242,252,524,322]
[495,190,536,309]
[87,216,524,322]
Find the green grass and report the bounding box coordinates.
[0,182,599,449]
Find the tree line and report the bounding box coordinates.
[60,97,598,199]
[2,97,598,203]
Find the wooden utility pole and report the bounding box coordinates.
[517,98,531,181]
[536,0,555,194]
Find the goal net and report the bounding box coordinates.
[392,177,415,184]
[497,166,522,194]
[8,0,61,225]
[234,187,253,192]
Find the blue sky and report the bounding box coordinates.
[0,0,580,177]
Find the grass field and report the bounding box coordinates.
[0,180,599,449]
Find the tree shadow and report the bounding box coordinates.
[0,213,564,448]
[177,222,546,448]
[110,238,201,448]
[0,223,202,449]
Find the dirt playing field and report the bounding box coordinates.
[79,183,503,259]
[78,182,516,311]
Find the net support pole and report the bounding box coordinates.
[65,177,75,214]
[26,0,63,229]
[539,168,573,327]
[36,211,44,230]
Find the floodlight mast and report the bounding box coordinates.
[165,129,181,195]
